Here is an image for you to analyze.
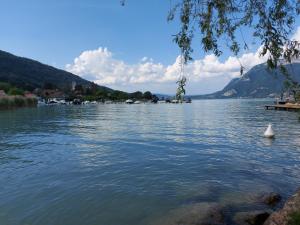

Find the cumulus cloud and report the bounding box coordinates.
[65,26,300,94]
[66,46,267,92]
[292,27,300,41]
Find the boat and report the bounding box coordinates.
[48,98,59,104]
[134,101,142,104]
[274,98,286,105]
[171,99,179,104]
[73,99,82,105]
[125,99,134,104]
[185,98,192,103]
[37,100,46,105]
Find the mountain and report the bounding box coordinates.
[0,50,111,92]
[192,62,300,99]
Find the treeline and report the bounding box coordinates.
[0,80,158,104]
[81,90,157,102]
[0,96,37,109]
[0,82,25,96]
[40,82,157,102]
[0,82,37,109]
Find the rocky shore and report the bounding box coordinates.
[156,189,300,225]
[265,189,300,225]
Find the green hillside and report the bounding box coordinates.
[0,50,111,92]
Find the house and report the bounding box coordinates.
[41,89,66,100]
[0,90,6,97]
[24,91,37,98]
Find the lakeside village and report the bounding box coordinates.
[2,79,300,109]
[0,81,192,109]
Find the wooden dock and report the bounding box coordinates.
[265,104,300,111]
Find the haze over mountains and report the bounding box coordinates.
[192,62,300,99]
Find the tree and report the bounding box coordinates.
[8,87,24,96]
[143,91,153,100]
[0,82,11,93]
[122,1,299,68]
[176,76,187,100]
[121,1,300,95]
[130,91,143,99]
[284,79,300,101]
[111,90,129,100]
[168,0,300,69]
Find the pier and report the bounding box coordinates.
[265,104,300,111]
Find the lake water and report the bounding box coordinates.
[1,99,300,225]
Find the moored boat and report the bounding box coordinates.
[125,99,134,104]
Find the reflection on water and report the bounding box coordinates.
[0,99,300,225]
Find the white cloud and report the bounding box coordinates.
[66,46,268,94]
[292,27,300,41]
[65,26,300,94]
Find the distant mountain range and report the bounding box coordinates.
[192,62,300,99]
[0,50,111,92]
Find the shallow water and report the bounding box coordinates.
[0,99,300,225]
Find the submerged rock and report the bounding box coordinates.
[218,189,280,210]
[264,189,300,225]
[233,210,271,225]
[261,193,281,207]
[156,202,226,225]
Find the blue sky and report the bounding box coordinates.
[0,0,181,65]
[0,0,299,94]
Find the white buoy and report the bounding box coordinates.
[264,124,275,138]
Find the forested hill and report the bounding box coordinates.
[0,50,111,92]
[192,62,300,99]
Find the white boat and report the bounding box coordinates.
[134,101,141,104]
[48,98,59,104]
[91,101,97,104]
[264,124,275,138]
[125,99,134,104]
[59,100,66,105]
[38,100,46,105]
[171,99,179,104]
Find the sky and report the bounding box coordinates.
[0,0,300,95]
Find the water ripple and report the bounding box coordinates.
[0,99,300,225]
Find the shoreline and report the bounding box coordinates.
[0,96,37,110]
[158,188,300,225]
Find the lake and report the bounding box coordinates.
[1,99,300,225]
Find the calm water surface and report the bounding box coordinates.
[1,99,300,225]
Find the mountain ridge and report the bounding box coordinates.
[0,50,111,92]
[191,62,300,99]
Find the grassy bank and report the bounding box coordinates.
[289,212,300,225]
[0,96,37,109]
